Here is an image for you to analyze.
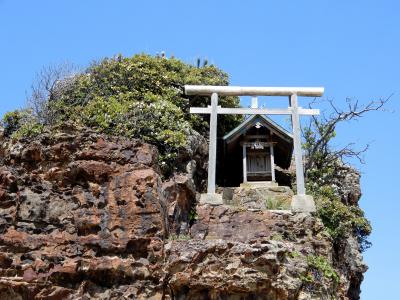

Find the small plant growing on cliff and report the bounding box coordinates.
[306,255,339,285]
[311,185,372,252]
[189,209,198,222]
[168,234,192,241]
[270,233,283,241]
[288,250,301,259]
[265,196,291,210]
[2,110,23,136]
[1,109,43,139]
[300,255,340,295]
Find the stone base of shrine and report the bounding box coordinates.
[291,195,316,213]
[221,184,293,210]
[200,193,223,205]
[240,181,278,188]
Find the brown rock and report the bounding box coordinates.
[0,188,7,201]
[69,160,114,183]
[162,173,197,234]
[0,253,12,269]
[21,143,42,163]
[35,286,74,300]
[0,128,365,299]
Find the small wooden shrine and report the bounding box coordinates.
[185,85,324,212]
[221,115,293,186]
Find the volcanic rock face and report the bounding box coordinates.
[0,130,166,299]
[0,129,365,299]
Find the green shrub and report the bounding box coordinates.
[77,93,190,172]
[317,197,371,250]
[288,250,301,259]
[311,185,371,252]
[56,54,241,137]
[2,110,26,137]
[4,54,243,175]
[270,233,283,241]
[56,54,242,174]
[12,122,44,139]
[62,54,240,174]
[292,252,339,291]
[1,109,43,139]
[306,255,340,285]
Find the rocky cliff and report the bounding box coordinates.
[0,127,367,299]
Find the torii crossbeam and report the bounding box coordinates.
[185,85,324,212]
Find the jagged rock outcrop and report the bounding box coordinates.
[163,173,197,235]
[0,128,366,299]
[331,164,362,206]
[167,207,335,300]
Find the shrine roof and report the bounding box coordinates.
[223,114,293,142]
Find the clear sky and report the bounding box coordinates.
[1,1,399,298]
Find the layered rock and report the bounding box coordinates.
[0,129,167,299]
[0,129,366,299]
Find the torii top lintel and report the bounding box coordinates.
[184,85,324,97]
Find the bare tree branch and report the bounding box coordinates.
[304,94,392,173]
[27,62,76,125]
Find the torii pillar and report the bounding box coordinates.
[185,85,324,213]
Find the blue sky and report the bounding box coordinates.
[0,1,399,298]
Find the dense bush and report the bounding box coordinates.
[3,54,242,174]
[54,54,241,137]
[79,93,190,165]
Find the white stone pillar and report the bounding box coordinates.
[242,144,247,183]
[270,144,275,182]
[290,94,306,195]
[207,93,218,194]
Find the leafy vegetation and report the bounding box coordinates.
[299,254,340,297]
[1,54,242,175]
[270,233,284,241]
[2,109,43,139]
[288,251,339,291]
[287,250,301,259]
[53,54,241,137]
[306,255,339,285]
[312,185,372,252]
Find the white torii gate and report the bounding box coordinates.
[185,85,324,212]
